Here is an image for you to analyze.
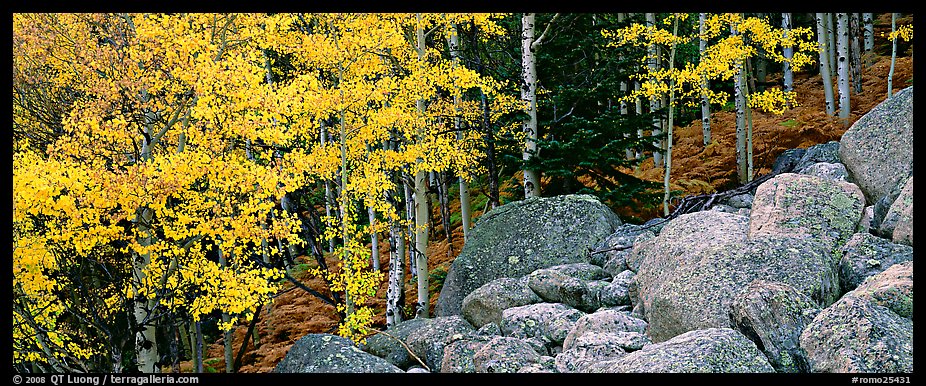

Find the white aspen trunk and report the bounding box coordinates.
[634,81,643,159]
[699,13,711,146]
[888,13,898,98]
[663,17,679,216]
[620,80,632,159]
[368,207,380,271]
[849,13,863,94]
[133,110,159,373]
[826,14,837,76]
[404,181,416,278]
[863,13,874,52]
[413,170,429,319]
[816,13,837,116]
[132,207,159,373]
[414,14,429,318]
[334,27,354,316]
[732,21,748,184]
[448,23,472,242]
[521,13,540,198]
[782,13,794,94]
[617,13,633,160]
[745,76,754,182]
[385,169,406,327]
[646,13,662,167]
[836,13,851,123]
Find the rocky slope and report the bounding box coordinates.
[271,86,913,373]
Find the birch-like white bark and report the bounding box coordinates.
[699,13,711,146]
[816,13,836,116]
[836,13,851,123]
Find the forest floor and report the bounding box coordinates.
[185,33,913,373]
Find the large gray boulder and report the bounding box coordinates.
[771,148,807,175]
[838,232,913,293]
[851,261,914,319]
[500,303,585,347]
[361,318,430,369]
[633,211,842,342]
[590,224,652,275]
[562,308,648,350]
[585,328,774,373]
[749,173,865,249]
[880,176,913,246]
[599,270,634,307]
[526,265,609,312]
[800,262,913,373]
[436,194,621,317]
[472,336,542,373]
[274,334,404,373]
[838,86,913,204]
[555,333,630,373]
[798,162,849,182]
[729,280,819,373]
[461,276,542,328]
[794,141,842,173]
[404,316,475,372]
[870,176,908,235]
[440,338,485,373]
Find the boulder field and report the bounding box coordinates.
[275,86,913,373]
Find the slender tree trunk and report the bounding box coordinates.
[414,14,429,318]
[849,13,863,94]
[404,180,417,278]
[745,74,755,182]
[620,79,632,159]
[663,17,679,216]
[616,13,633,160]
[826,13,837,76]
[732,21,748,184]
[836,13,851,124]
[333,25,354,316]
[472,29,500,211]
[132,206,159,373]
[816,13,836,116]
[782,13,794,94]
[448,23,472,241]
[634,81,643,160]
[179,323,192,361]
[386,152,406,327]
[863,13,874,52]
[481,91,500,210]
[888,13,898,98]
[368,207,380,271]
[188,321,199,372]
[321,122,335,253]
[699,13,711,146]
[521,13,540,198]
[194,322,203,373]
[217,247,234,373]
[645,13,662,167]
[437,172,452,255]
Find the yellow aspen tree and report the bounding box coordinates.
[886,14,912,98]
[13,13,310,371]
[605,13,816,199]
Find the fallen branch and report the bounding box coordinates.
[362,329,431,372]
